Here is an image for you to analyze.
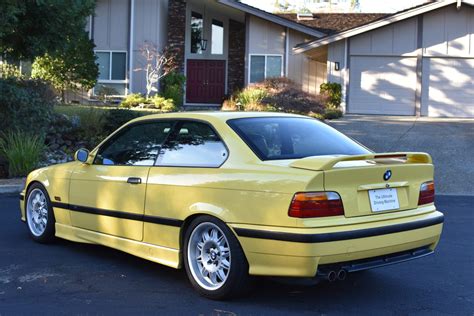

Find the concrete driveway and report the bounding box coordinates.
[328,115,474,196]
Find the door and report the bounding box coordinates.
[349,56,417,115]
[422,57,474,117]
[186,59,226,104]
[69,121,175,241]
[143,120,228,247]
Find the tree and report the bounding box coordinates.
[0,0,95,60]
[135,42,176,98]
[31,32,98,102]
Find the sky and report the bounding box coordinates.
[240,0,429,13]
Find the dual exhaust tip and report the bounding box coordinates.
[321,269,347,282]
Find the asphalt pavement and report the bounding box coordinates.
[0,194,473,315]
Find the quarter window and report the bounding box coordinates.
[249,55,283,83]
[156,121,228,167]
[94,121,174,166]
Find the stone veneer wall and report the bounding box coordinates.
[227,19,246,94]
[167,0,186,73]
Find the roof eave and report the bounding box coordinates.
[293,0,459,54]
[217,0,327,38]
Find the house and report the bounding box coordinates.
[88,0,473,117]
[293,0,474,118]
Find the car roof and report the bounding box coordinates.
[130,111,308,124]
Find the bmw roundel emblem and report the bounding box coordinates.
[383,170,392,181]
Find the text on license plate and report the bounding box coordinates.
[368,188,400,212]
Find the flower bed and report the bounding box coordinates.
[222,78,343,120]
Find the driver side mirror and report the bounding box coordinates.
[74,148,90,164]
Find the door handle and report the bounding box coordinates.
[127,177,142,185]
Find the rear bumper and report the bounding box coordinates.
[230,211,443,277]
[318,246,433,274]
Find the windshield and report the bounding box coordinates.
[228,117,371,160]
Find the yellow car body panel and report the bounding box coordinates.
[19,112,443,276]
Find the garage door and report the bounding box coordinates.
[422,58,474,118]
[349,56,417,115]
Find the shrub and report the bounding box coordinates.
[162,72,185,107]
[320,82,342,109]
[120,93,146,108]
[236,88,269,111]
[102,109,144,134]
[324,108,343,120]
[74,107,106,146]
[221,95,239,111]
[308,112,325,120]
[224,78,326,115]
[0,63,22,79]
[0,131,45,177]
[148,95,176,111]
[96,85,119,103]
[0,78,55,138]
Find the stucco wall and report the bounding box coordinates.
[247,16,323,94]
[288,30,325,94]
[350,17,418,56]
[423,5,474,56]
[247,16,285,55]
[93,0,129,51]
[327,40,346,85]
[133,0,169,94]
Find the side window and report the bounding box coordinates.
[94,121,174,166]
[156,121,228,167]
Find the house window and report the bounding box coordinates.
[94,51,127,96]
[249,55,283,83]
[190,12,203,54]
[211,19,224,55]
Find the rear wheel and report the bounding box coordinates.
[183,216,250,300]
[25,183,55,243]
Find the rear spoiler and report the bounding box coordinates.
[289,152,432,171]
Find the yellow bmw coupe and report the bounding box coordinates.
[19,112,443,299]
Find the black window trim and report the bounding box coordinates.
[93,118,229,169]
[227,116,371,161]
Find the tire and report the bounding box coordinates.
[25,183,55,243]
[183,215,251,300]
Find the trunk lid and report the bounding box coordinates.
[290,153,433,217]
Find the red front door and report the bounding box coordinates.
[186,60,226,104]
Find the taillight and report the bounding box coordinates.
[418,181,435,205]
[288,192,344,218]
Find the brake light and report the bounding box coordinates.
[418,181,435,205]
[288,192,344,218]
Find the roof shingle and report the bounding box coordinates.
[276,13,389,35]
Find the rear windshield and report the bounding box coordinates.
[228,117,370,160]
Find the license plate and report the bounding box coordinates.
[368,188,400,212]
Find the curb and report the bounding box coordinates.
[0,185,23,194]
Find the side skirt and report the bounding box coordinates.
[55,223,181,269]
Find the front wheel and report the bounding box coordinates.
[25,183,55,243]
[183,216,250,300]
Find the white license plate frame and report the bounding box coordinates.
[368,188,400,212]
